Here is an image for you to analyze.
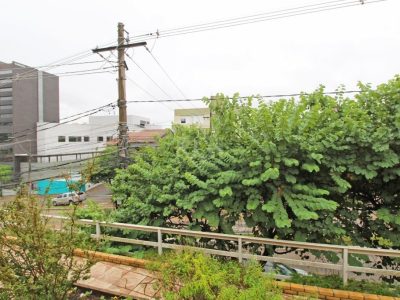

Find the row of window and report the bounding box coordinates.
[58,136,113,143]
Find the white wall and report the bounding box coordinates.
[36,115,151,161]
[88,115,150,128]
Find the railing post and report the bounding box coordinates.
[238,237,243,263]
[157,228,162,255]
[95,221,101,240]
[342,247,348,285]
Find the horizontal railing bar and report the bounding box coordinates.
[43,214,400,258]
[242,253,343,270]
[107,236,159,247]
[348,247,400,257]
[240,237,343,252]
[347,266,400,276]
[161,243,240,258]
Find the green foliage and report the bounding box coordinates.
[76,199,110,221]
[149,251,282,300]
[0,194,97,299]
[289,273,400,297]
[111,76,400,274]
[0,164,12,196]
[0,164,11,183]
[83,146,120,184]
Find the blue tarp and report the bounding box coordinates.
[36,179,86,195]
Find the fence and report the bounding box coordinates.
[43,214,400,285]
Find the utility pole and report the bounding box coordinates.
[117,23,128,167]
[92,23,147,168]
[28,141,32,196]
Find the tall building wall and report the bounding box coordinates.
[0,61,59,161]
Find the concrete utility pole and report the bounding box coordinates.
[117,23,128,167]
[92,23,147,168]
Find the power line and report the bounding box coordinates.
[144,46,189,102]
[125,52,175,99]
[4,102,117,141]
[126,89,366,104]
[3,102,117,142]
[1,66,117,82]
[109,50,178,111]
[127,0,385,42]
[0,60,110,71]
[0,39,117,88]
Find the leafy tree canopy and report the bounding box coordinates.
[111,76,400,255]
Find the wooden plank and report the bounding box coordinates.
[348,246,400,257]
[43,214,400,260]
[241,253,343,271]
[161,243,240,258]
[107,236,158,247]
[347,266,400,276]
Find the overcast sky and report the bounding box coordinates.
[2,0,399,126]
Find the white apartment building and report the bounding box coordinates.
[174,108,210,128]
[36,115,151,160]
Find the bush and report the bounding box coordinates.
[149,250,282,300]
[288,273,400,297]
[0,194,97,299]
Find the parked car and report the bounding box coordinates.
[51,192,86,206]
[263,262,308,277]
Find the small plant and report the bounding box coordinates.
[149,250,282,300]
[0,193,98,299]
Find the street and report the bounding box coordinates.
[0,183,114,217]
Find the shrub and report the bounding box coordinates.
[0,194,97,299]
[149,250,282,300]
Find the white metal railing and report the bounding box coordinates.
[43,214,400,285]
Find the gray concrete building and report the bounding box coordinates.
[0,61,59,163]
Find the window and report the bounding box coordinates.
[0,88,12,93]
[0,105,12,110]
[0,70,12,76]
[139,120,146,128]
[58,136,66,142]
[0,133,11,142]
[0,97,12,102]
[68,136,82,142]
[106,136,113,142]
[84,136,90,142]
[0,79,12,85]
[180,118,186,124]
[97,136,104,142]
[0,113,12,119]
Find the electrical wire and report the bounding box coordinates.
[0,66,117,82]
[126,89,364,104]
[5,102,117,141]
[144,46,187,99]
[0,60,109,71]
[0,38,117,88]
[3,102,117,142]
[126,0,386,42]
[125,52,175,100]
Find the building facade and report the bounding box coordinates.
[36,115,151,160]
[174,108,210,128]
[0,61,59,162]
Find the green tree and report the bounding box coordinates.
[83,146,120,183]
[0,194,96,299]
[111,76,400,269]
[0,164,12,196]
